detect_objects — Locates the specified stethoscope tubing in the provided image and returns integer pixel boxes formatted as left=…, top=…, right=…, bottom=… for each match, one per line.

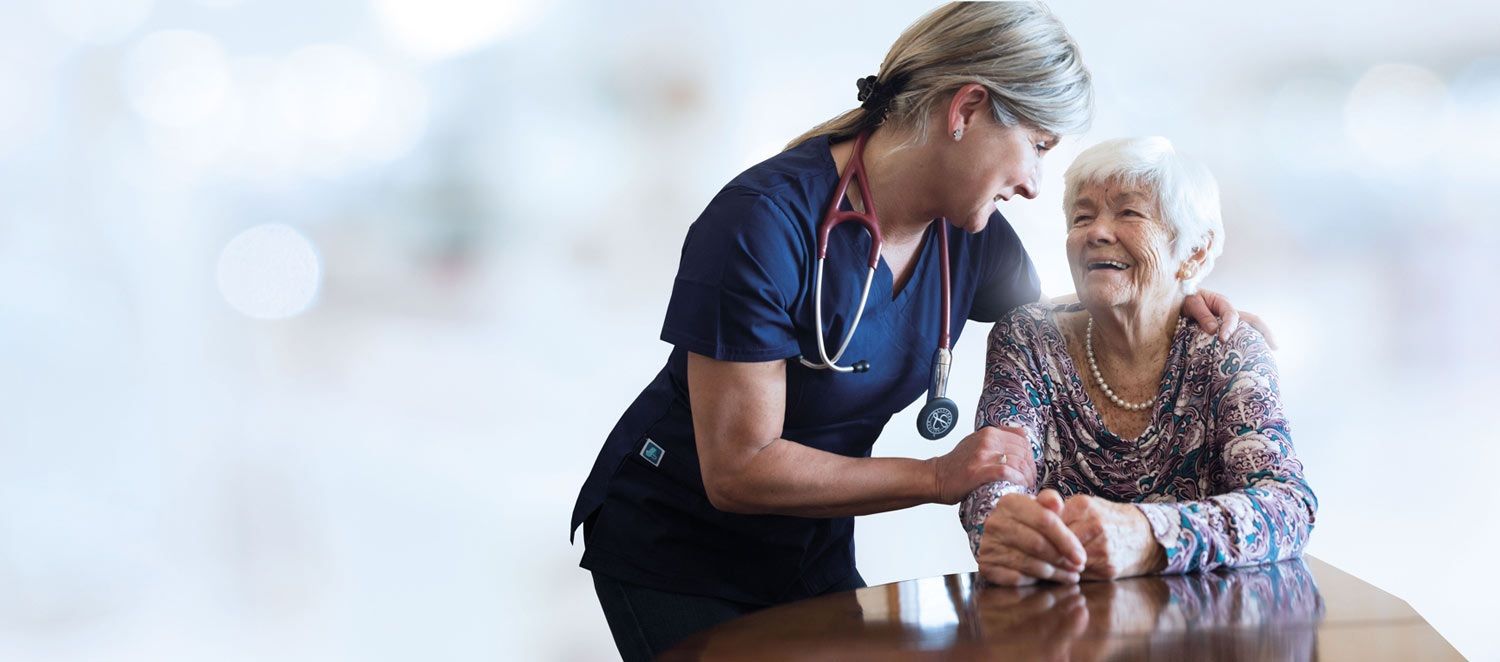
left=801, top=260, right=877, bottom=372
left=797, top=130, right=960, bottom=439
left=800, top=129, right=953, bottom=372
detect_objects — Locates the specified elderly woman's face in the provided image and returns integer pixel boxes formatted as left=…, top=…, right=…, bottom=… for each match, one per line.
left=1066, top=181, right=1182, bottom=309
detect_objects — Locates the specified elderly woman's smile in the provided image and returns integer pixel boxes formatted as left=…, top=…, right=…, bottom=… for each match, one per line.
left=1067, top=183, right=1185, bottom=311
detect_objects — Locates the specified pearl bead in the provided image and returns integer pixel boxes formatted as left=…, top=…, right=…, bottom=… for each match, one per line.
left=1086, top=316, right=1182, bottom=412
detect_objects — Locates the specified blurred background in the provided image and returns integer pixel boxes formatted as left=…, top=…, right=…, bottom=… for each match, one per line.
left=3, top=0, right=1497, bottom=659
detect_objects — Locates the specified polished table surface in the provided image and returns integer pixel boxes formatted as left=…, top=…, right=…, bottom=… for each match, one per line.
left=661, top=556, right=1461, bottom=661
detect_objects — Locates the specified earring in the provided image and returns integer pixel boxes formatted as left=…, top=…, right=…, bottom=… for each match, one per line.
left=952, top=127, right=963, bottom=141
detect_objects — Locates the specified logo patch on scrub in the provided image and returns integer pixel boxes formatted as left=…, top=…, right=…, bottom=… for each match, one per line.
left=640, top=439, right=665, bottom=467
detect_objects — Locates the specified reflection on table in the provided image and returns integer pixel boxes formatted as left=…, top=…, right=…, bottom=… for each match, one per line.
left=663, top=556, right=1461, bottom=661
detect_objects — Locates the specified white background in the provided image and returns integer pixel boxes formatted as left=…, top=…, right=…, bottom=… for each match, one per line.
left=3, top=0, right=1497, bottom=659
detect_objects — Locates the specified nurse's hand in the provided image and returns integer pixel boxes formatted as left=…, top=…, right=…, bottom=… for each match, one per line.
left=1181, top=288, right=1278, bottom=349
left=978, top=489, right=1086, bottom=586
left=930, top=425, right=1034, bottom=505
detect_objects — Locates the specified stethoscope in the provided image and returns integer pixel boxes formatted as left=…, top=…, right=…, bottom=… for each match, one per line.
left=797, top=130, right=959, bottom=441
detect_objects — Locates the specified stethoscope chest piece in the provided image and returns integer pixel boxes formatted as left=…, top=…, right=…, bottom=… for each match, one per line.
left=918, top=396, right=958, bottom=440
left=917, top=346, right=956, bottom=440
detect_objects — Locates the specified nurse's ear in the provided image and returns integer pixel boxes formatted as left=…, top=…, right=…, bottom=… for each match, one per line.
left=945, top=83, right=990, bottom=142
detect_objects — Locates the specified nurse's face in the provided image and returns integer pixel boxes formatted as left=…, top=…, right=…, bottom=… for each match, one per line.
left=933, top=112, right=1056, bottom=234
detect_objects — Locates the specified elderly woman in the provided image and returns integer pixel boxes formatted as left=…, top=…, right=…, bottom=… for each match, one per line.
left=958, top=137, right=1317, bottom=585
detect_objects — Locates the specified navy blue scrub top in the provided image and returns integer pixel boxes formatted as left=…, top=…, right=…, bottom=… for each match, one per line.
left=570, top=134, right=1041, bottom=606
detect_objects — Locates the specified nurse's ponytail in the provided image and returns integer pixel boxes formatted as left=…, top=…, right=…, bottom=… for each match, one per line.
left=785, top=1, right=1093, bottom=150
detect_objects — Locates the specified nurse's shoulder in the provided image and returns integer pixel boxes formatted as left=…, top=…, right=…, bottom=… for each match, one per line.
left=691, top=137, right=833, bottom=240
left=662, top=139, right=836, bottom=363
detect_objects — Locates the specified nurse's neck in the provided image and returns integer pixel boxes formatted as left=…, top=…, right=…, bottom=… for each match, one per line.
left=830, top=128, right=941, bottom=249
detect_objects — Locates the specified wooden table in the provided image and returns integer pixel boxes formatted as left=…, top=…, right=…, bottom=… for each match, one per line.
left=662, top=556, right=1461, bottom=661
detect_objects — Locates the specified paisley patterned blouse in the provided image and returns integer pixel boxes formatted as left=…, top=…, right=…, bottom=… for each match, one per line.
left=959, top=303, right=1318, bottom=574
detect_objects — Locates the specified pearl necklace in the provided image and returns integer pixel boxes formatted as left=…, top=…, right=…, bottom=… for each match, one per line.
left=1085, top=316, right=1184, bottom=412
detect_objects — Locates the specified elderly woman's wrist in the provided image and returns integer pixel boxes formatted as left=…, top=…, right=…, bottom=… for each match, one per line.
left=1131, top=536, right=1166, bottom=575
left=1125, top=503, right=1166, bottom=575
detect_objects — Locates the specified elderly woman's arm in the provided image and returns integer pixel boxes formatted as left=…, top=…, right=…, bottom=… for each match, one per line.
left=960, top=315, right=1088, bottom=584
left=959, top=317, right=1050, bottom=555
left=1132, top=327, right=1318, bottom=574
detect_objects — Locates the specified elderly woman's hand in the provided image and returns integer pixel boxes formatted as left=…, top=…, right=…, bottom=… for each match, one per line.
left=1060, top=495, right=1164, bottom=581
left=978, top=489, right=1087, bottom=586
left=1182, top=288, right=1278, bottom=349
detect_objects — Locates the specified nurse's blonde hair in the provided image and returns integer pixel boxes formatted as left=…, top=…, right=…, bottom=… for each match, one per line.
left=786, top=1, right=1093, bottom=150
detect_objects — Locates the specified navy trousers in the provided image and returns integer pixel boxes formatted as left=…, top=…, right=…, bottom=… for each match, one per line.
left=589, top=568, right=866, bottom=660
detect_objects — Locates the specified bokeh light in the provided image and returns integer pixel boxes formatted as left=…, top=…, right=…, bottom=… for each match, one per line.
left=216, top=224, right=323, bottom=319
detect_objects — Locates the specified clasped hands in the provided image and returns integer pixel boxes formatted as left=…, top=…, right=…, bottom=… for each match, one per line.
left=978, top=487, right=1165, bottom=586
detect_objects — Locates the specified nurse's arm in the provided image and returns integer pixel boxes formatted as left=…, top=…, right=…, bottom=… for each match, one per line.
left=688, top=352, right=1026, bottom=518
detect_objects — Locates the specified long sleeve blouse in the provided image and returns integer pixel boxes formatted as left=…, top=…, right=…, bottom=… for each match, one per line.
left=958, top=303, right=1318, bottom=574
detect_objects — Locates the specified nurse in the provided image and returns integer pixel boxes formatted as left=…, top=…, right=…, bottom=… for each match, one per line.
left=571, top=3, right=1261, bottom=659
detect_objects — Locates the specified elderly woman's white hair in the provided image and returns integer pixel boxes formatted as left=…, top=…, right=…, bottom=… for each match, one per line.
left=1062, top=137, right=1224, bottom=294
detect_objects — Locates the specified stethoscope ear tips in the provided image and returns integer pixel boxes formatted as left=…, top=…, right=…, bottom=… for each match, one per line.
left=852, top=360, right=871, bottom=373
left=917, top=397, right=958, bottom=440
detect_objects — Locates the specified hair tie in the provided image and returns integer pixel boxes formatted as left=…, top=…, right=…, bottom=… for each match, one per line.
left=844, top=72, right=909, bottom=139
left=855, top=73, right=905, bottom=113
left=856, top=75, right=881, bottom=104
